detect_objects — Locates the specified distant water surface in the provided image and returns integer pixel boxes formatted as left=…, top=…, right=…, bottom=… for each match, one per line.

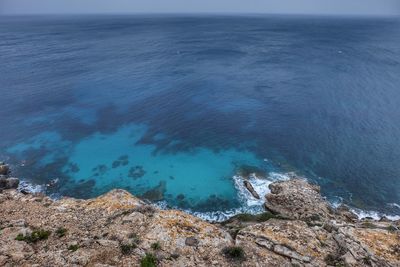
left=1, top=15, right=400, bottom=218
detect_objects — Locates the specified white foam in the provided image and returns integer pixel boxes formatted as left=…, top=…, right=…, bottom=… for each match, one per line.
left=190, top=206, right=265, bottom=222
left=233, top=174, right=271, bottom=206
left=154, top=198, right=266, bottom=222
left=268, top=172, right=291, bottom=181
left=351, top=207, right=400, bottom=221
left=192, top=172, right=400, bottom=222
left=153, top=171, right=285, bottom=222
left=16, top=174, right=400, bottom=222
left=18, top=180, right=45, bottom=194
left=331, top=199, right=400, bottom=221
left=186, top=172, right=290, bottom=222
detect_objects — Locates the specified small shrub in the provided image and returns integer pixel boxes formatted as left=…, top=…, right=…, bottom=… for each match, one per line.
left=122, top=209, right=131, bottom=216
left=361, top=222, right=376, bottom=228
left=15, top=229, right=51, bottom=243
left=256, top=212, right=281, bottom=221
left=308, top=214, right=321, bottom=221
left=134, top=205, right=156, bottom=215
left=221, top=212, right=283, bottom=226
left=109, top=234, right=119, bottom=241
left=68, top=244, right=79, bottom=252
left=170, top=253, right=180, bottom=259
left=30, top=230, right=51, bottom=242
left=324, top=253, right=345, bottom=267
left=222, top=246, right=245, bottom=261
left=128, top=232, right=141, bottom=245
left=151, top=242, right=161, bottom=250
left=56, top=227, right=67, bottom=238
left=363, top=256, right=372, bottom=266
left=15, top=233, right=25, bottom=241
left=140, top=253, right=157, bottom=267
left=387, top=225, right=397, bottom=232
left=120, top=242, right=136, bottom=255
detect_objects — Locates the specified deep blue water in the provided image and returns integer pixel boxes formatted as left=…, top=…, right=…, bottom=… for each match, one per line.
left=1, top=15, right=400, bottom=218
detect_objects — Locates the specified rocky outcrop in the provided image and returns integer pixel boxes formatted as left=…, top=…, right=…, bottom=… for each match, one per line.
left=0, top=163, right=18, bottom=191
left=0, top=177, right=19, bottom=191
left=0, top=162, right=10, bottom=176
left=0, top=178, right=399, bottom=266
left=265, top=178, right=333, bottom=221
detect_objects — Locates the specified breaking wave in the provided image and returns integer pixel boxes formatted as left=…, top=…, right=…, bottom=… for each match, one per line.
left=18, top=180, right=45, bottom=194
left=332, top=200, right=400, bottom=221
left=157, top=171, right=291, bottom=222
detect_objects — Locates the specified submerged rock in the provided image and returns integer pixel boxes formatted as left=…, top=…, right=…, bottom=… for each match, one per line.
left=112, top=160, right=121, bottom=168
left=141, top=181, right=166, bottom=201
left=68, top=163, right=80, bottom=173
left=176, top=194, right=185, bottom=201
left=128, top=166, right=146, bottom=179
left=111, top=155, right=129, bottom=169
left=236, top=164, right=266, bottom=179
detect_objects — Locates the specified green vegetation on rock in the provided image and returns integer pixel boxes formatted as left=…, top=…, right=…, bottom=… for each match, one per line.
left=68, top=244, right=79, bottom=252
left=56, top=227, right=68, bottom=238
left=140, top=253, right=157, bottom=267
left=151, top=242, right=161, bottom=250
left=120, top=242, right=137, bottom=255
left=222, top=246, right=245, bottom=261
left=15, top=229, right=51, bottom=243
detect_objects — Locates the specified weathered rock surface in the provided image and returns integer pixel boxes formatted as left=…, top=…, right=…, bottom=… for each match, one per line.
left=265, top=178, right=333, bottom=221
left=0, top=177, right=19, bottom=190
left=0, top=178, right=398, bottom=267
left=0, top=162, right=10, bottom=176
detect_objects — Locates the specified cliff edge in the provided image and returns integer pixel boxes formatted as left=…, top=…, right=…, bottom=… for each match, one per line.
left=0, top=178, right=399, bottom=266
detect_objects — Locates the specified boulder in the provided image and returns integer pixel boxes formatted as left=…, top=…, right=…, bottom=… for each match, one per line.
left=0, top=177, right=19, bottom=190
left=243, top=181, right=260, bottom=199
left=335, top=204, right=359, bottom=222
left=0, top=178, right=6, bottom=188
left=6, top=178, right=19, bottom=189
left=0, top=163, right=9, bottom=176
left=185, top=237, right=199, bottom=246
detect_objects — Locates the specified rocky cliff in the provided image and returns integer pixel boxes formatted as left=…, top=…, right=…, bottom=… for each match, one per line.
left=0, top=177, right=399, bottom=266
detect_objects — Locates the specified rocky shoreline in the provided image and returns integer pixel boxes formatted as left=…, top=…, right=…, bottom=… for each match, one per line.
left=0, top=163, right=399, bottom=266
left=0, top=162, right=19, bottom=192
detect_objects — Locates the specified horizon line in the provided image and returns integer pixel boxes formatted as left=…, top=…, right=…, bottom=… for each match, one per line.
left=1, top=11, right=400, bottom=18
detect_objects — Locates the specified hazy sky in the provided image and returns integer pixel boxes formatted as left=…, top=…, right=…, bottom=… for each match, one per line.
left=1, top=0, right=400, bottom=16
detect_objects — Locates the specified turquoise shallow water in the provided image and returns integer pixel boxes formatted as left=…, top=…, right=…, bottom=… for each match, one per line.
left=7, top=123, right=272, bottom=214
left=63, top=124, right=263, bottom=208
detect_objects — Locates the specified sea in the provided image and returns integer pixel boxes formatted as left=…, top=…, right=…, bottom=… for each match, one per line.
left=1, top=14, right=400, bottom=221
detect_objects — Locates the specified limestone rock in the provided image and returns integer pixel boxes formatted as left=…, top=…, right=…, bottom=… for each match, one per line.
left=236, top=219, right=334, bottom=266
left=185, top=237, right=199, bottom=246
left=0, top=179, right=398, bottom=267
left=0, top=177, right=19, bottom=189
left=265, top=178, right=332, bottom=221
left=0, top=163, right=10, bottom=176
